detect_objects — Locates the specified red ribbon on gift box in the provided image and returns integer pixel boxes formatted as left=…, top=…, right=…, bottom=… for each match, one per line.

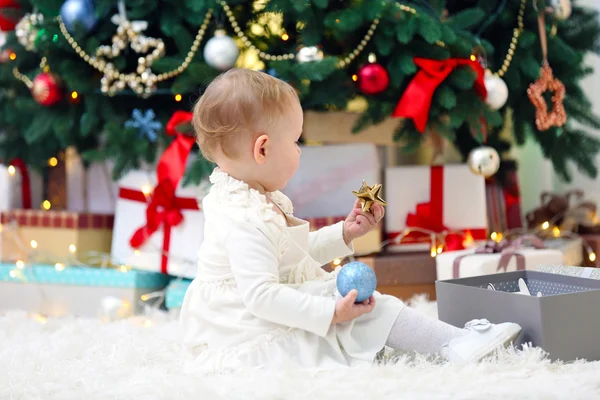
left=485, top=167, right=523, bottom=233
left=9, top=158, right=32, bottom=209
left=387, top=166, right=487, bottom=250
left=305, top=216, right=346, bottom=231
left=452, top=235, right=545, bottom=279
left=392, top=58, right=487, bottom=133
left=128, top=111, right=199, bottom=274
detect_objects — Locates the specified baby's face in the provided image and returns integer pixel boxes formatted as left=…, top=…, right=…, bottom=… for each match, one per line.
left=263, top=100, right=303, bottom=192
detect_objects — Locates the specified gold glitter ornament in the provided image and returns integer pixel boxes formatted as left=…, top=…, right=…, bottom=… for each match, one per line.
left=352, top=180, right=387, bottom=213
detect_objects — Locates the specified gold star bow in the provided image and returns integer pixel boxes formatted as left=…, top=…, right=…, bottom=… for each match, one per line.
left=352, top=180, right=387, bottom=213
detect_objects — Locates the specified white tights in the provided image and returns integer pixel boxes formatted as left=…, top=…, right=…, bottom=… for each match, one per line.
left=385, top=306, right=467, bottom=354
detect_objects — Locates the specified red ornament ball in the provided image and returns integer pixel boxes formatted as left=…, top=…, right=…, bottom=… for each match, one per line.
left=31, top=72, right=63, bottom=106
left=0, top=0, right=22, bottom=31
left=357, top=63, right=390, bottom=95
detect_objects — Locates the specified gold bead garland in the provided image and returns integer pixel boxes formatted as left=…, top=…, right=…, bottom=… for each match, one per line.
left=220, top=0, right=384, bottom=68
left=12, top=57, right=48, bottom=89
left=53, top=1, right=419, bottom=96
left=13, top=66, right=33, bottom=89
left=57, top=10, right=213, bottom=96
left=493, top=0, right=526, bottom=78
left=337, top=18, right=379, bottom=68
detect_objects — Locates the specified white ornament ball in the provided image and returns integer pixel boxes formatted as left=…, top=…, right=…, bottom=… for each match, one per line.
left=296, top=46, right=324, bottom=63
left=468, top=146, right=501, bottom=178
left=484, top=70, right=509, bottom=110
left=550, top=0, right=572, bottom=20
left=98, top=296, right=132, bottom=321
left=203, top=30, right=239, bottom=71
left=0, top=31, right=6, bottom=49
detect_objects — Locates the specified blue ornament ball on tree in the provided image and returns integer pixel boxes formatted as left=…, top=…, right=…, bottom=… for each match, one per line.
left=60, top=0, right=97, bottom=34
left=336, top=262, right=377, bottom=303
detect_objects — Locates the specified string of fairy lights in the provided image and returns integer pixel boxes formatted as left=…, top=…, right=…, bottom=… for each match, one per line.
left=3, top=154, right=600, bottom=325
left=332, top=213, right=598, bottom=269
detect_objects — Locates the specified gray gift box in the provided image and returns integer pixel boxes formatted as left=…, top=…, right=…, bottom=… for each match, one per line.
left=436, top=270, right=600, bottom=362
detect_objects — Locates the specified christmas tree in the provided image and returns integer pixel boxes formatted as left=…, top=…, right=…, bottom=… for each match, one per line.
left=0, top=0, right=598, bottom=183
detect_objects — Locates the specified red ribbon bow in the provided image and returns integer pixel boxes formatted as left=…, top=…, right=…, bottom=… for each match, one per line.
left=392, top=57, right=487, bottom=132
left=406, top=203, right=465, bottom=251
left=128, top=111, right=197, bottom=273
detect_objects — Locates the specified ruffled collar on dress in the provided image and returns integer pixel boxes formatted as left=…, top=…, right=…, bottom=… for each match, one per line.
left=208, top=168, right=293, bottom=225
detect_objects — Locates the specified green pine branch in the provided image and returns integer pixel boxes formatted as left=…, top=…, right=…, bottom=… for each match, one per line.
left=1, top=0, right=599, bottom=185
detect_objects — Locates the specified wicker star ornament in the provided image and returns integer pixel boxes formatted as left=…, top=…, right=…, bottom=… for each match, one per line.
left=352, top=180, right=387, bottom=213
left=527, top=62, right=567, bottom=131
left=527, top=13, right=567, bottom=131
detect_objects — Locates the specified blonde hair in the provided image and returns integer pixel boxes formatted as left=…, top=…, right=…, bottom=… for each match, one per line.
left=192, top=68, right=299, bottom=162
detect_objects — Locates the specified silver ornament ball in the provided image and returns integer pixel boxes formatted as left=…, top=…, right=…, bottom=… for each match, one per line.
left=484, top=70, right=509, bottom=110
left=468, top=146, right=501, bottom=178
left=203, top=30, right=239, bottom=71
left=60, top=0, right=97, bottom=34
left=549, top=0, right=572, bottom=20
left=296, top=46, right=324, bottom=63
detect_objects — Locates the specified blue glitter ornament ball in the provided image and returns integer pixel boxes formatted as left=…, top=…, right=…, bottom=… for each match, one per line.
left=60, top=0, right=97, bottom=34
left=336, top=262, right=377, bottom=303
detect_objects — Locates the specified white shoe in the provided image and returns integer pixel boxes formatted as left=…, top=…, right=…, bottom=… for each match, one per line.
left=440, top=319, right=522, bottom=363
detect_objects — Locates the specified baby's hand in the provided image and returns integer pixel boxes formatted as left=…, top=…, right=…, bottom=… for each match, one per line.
left=343, top=199, right=385, bottom=245
left=331, top=289, right=376, bottom=325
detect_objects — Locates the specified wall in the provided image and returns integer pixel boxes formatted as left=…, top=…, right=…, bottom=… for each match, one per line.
left=516, top=0, right=600, bottom=213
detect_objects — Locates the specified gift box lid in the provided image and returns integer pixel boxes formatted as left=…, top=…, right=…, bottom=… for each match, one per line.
left=0, top=264, right=169, bottom=288
left=165, top=278, right=192, bottom=309
left=537, top=265, right=600, bottom=280
left=0, top=210, right=114, bottom=229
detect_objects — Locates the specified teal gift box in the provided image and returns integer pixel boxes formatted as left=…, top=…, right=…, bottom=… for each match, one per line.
left=0, top=263, right=170, bottom=317
left=165, top=278, right=192, bottom=310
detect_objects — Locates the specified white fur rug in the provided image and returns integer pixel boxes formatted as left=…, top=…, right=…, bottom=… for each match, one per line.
left=2, top=296, right=600, bottom=400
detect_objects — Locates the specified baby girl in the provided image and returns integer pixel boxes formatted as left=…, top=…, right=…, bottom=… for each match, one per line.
left=179, top=68, right=521, bottom=373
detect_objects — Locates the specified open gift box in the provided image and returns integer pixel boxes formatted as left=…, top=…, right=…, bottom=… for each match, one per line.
left=436, top=270, right=600, bottom=362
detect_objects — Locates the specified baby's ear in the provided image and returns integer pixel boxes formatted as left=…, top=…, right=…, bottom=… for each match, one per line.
left=253, top=134, right=270, bottom=164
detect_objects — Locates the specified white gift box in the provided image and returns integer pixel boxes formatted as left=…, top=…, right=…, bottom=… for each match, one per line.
left=282, top=144, right=382, bottom=255
left=283, top=144, right=381, bottom=218
left=66, top=148, right=119, bottom=214
left=543, top=238, right=583, bottom=266
left=436, top=247, right=564, bottom=281
left=0, top=164, right=43, bottom=211
left=385, top=165, right=488, bottom=252
left=0, top=164, right=23, bottom=211
left=110, top=170, right=204, bottom=279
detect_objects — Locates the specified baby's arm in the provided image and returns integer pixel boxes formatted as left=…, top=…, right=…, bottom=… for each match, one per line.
left=226, top=220, right=336, bottom=337
left=307, top=222, right=354, bottom=265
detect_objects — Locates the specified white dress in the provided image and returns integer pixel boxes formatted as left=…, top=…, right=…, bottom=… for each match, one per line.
left=180, top=169, right=405, bottom=373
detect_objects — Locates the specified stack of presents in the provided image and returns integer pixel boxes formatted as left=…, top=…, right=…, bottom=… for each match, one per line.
left=3, top=141, right=600, bottom=361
